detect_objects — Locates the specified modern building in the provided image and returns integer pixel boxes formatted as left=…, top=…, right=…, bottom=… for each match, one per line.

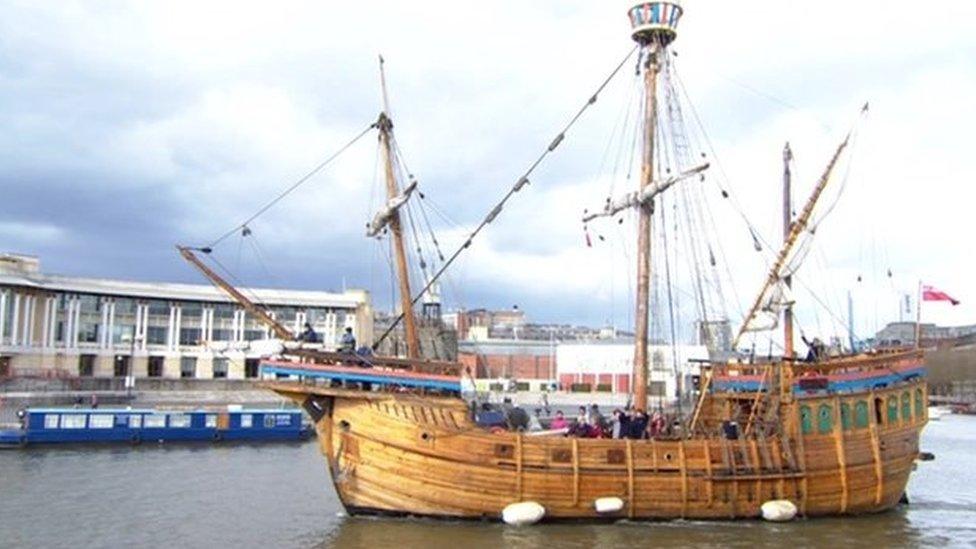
left=0, top=253, right=371, bottom=380
left=556, top=340, right=708, bottom=399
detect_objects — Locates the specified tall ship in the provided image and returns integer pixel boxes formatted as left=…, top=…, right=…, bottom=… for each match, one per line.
left=181, top=2, right=928, bottom=521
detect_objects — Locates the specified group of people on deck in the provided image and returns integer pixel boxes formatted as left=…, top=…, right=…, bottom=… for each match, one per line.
left=545, top=404, right=674, bottom=439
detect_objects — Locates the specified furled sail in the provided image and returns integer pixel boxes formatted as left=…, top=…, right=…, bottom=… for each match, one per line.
left=367, top=180, right=418, bottom=238
left=741, top=278, right=795, bottom=333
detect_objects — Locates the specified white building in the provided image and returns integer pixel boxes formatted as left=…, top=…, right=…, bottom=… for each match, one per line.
left=0, top=253, right=371, bottom=380
left=557, top=340, right=708, bottom=401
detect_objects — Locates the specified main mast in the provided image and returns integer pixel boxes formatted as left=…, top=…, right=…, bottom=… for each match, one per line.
left=628, top=2, right=684, bottom=410
left=377, top=59, right=421, bottom=359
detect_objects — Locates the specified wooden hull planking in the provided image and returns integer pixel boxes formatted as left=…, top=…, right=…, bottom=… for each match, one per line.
left=269, top=379, right=926, bottom=521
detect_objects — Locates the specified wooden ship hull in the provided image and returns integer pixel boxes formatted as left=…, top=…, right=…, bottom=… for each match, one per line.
left=267, top=350, right=927, bottom=521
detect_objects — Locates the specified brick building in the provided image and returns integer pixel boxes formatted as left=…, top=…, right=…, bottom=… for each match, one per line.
left=457, top=340, right=555, bottom=381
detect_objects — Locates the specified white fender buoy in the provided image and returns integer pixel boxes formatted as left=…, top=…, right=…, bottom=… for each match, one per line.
left=761, top=500, right=798, bottom=522
left=502, top=501, right=546, bottom=526
left=594, top=497, right=625, bottom=514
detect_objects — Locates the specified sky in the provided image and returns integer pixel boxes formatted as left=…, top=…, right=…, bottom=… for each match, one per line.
left=1, top=0, right=974, bottom=344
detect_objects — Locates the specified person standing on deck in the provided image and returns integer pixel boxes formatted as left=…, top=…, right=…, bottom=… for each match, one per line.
left=589, top=404, right=606, bottom=432
left=611, top=409, right=630, bottom=439
left=300, top=322, right=319, bottom=343
left=801, top=334, right=826, bottom=362
left=527, top=409, right=543, bottom=432
left=573, top=406, right=588, bottom=436
left=340, top=327, right=356, bottom=353
left=550, top=410, right=569, bottom=431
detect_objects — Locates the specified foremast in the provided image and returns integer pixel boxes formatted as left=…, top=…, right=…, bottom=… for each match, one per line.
left=376, top=58, right=421, bottom=359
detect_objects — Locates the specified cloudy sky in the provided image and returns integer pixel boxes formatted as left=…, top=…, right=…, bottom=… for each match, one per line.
left=1, top=1, right=974, bottom=344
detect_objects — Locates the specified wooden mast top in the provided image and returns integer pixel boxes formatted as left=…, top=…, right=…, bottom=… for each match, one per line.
left=377, top=57, right=421, bottom=359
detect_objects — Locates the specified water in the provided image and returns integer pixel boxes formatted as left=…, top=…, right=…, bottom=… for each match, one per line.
left=1, top=416, right=974, bottom=548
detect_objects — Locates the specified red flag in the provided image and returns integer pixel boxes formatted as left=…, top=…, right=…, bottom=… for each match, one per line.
left=922, top=285, right=960, bottom=305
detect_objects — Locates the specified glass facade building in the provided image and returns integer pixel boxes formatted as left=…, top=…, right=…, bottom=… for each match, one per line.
left=0, top=253, right=371, bottom=380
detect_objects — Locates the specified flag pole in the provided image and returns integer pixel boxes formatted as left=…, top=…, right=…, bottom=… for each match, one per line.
left=914, top=280, right=922, bottom=349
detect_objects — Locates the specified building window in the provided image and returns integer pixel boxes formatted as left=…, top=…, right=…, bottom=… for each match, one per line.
left=79, top=354, right=96, bottom=377
left=180, top=357, right=197, bottom=378
left=212, top=329, right=233, bottom=342
left=146, top=326, right=168, bottom=345
left=148, top=356, right=164, bottom=378
left=78, top=323, right=99, bottom=343
left=212, top=358, right=228, bottom=379
left=147, top=300, right=169, bottom=316
left=114, top=355, right=130, bottom=377
left=179, top=328, right=202, bottom=346
left=245, top=359, right=260, bottom=379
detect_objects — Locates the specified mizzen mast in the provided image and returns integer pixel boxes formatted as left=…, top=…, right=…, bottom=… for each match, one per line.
left=733, top=134, right=850, bottom=349
left=782, top=142, right=795, bottom=359
left=376, top=57, right=421, bottom=359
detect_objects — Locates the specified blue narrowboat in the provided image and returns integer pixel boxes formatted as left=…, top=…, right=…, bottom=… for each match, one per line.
left=0, top=407, right=311, bottom=448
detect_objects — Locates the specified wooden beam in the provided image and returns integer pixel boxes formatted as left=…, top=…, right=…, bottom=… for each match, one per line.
left=627, top=439, right=635, bottom=519
left=832, top=396, right=849, bottom=512
left=868, top=390, right=884, bottom=505
left=703, top=440, right=714, bottom=505
left=572, top=438, right=580, bottom=506
left=177, top=246, right=293, bottom=341
left=793, top=403, right=809, bottom=516
left=679, top=440, right=689, bottom=518
left=516, top=433, right=523, bottom=501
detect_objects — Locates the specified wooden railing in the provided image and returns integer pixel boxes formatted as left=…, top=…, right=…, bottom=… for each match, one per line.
left=287, top=348, right=462, bottom=376
left=711, top=349, right=924, bottom=379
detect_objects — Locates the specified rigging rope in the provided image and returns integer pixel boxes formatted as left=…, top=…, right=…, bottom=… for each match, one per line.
left=207, top=122, right=377, bottom=249
left=373, top=46, right=639, bottom=349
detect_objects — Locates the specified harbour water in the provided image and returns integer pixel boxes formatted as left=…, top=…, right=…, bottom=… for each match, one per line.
left=1, top=415, right=974, bottom=548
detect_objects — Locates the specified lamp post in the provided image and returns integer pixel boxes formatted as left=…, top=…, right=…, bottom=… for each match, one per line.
left=121, top=332, right=142, bottom=399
